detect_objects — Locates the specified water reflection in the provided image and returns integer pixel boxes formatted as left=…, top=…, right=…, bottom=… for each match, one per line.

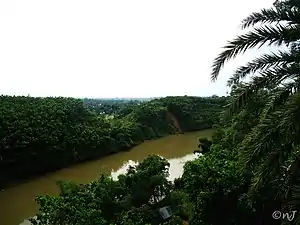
left=20, top=154, right=199, bottom=225
left=1, top=129, right=213, bottom=225
left=111, top=160, right=137, bottom=179
left=110, top=154, right=198, bottom=181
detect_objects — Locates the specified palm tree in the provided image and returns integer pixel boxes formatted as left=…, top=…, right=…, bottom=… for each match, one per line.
left=211, top=0, right=300, bottom=222
left=212, top=0, right=300, bottom=108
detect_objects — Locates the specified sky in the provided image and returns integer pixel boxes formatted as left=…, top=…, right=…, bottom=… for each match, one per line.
left=0, top=0, right=276, bottom=98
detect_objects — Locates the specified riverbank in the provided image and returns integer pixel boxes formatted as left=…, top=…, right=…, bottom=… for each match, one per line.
left=0, top=129, right=213, bottom=225
left=1, top=128, right=206, bottom=192
left=0, top=132, right=184, bottom=190
left=0, top=96, right=227, bottom=188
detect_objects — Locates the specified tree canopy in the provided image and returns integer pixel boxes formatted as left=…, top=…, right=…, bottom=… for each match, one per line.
left=30, top=155, right=189, bottom=225
left=7, top=0, right=300, bottom=224
left=0, top=95, right=227, bottom=188
left=179, top=0, right=300, bottom=224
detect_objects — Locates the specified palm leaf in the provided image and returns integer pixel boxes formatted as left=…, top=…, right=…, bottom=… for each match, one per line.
left=223, top=85, right=253, bottom=117
left=248, top=151, right=281, bottom=194
left=287, top=183, right=300, bottom=225
left=211, top=24, right=300, bottom=81
left=228, top=50, right=298, bottom=86
left=225, top=70, right=285, bottom=116
left=243, top=94, right=300, bottom=197
left=277, top=93, right=300, bottom=138
left=258, top=64, right=300, bottom=88
left=226, top=65, right=300, bottom=119
left=274, top=0, right=300, bottom=11
left=241, top=121, right=277, bottom=166
left=259, top=86, right=294, bottom=123
left=241, top=7, right=300, bottom=29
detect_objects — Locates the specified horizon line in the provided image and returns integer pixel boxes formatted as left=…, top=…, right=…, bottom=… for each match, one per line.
left=0, top=94, right=224, bottom=99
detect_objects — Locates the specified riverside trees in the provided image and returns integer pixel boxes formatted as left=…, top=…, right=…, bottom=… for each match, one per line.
left=25, top=0, right=300, bottom=224
left=29, top=155, right=189, bottom=225
left=179, top=0, right=300, bottom=224
left=0, top=95, right=226, bottom=187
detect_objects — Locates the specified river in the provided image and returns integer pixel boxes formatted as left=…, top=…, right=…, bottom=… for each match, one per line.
left=0, top=129, right=214, bottom=225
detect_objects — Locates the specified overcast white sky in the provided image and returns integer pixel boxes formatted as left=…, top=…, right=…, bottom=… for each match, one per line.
left=0, top=0, right=276, bottom=98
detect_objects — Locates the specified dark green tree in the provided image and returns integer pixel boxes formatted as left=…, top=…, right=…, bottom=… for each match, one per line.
left=30, top=155, right=188, bottom=225
left=209, top=0, right=300, bottom=223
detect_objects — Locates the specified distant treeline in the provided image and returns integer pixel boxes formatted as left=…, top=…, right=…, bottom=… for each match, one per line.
left=0, top=95, right=227, bottom=187
left=82, top=98, right=143, bottom=115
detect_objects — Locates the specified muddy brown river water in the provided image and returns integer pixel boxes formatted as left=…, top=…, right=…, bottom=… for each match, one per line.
left=0, top=129, right=214, bottom=225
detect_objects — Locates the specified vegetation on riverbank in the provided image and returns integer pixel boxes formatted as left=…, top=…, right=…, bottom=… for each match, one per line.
left=0, top=95, right=226, bottom=188
left=30, top=0, right=300, bottom=224
left=30, top=155, right=190, bottom=225
left=181, top=0, right=300, bottom=224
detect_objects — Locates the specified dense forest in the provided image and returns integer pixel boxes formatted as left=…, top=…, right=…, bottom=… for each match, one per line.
left=0, top=95, right=227, bottom=188
left=82, top=98, right=143, bottom=115
left=29, top=0, right=300, bottom=224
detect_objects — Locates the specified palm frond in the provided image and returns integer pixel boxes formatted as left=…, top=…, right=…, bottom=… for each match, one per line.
left=240, top=95, right=295, bottom=167
left=244, top=94, right=300, bottom=195
left=241, top=7, right=300, bottom=29
left=242, top=112, right=299, bottom=198
left=288, top=174, right=300, bottom=224
left=259, top=87, right=293, bottom=123
left=223, top=85, right=253, bottom=117
left=225, top=67, right=300, bottom=128
left=228, top=50, right=298, bottom=86
left=241, top=121, right=277, bottom=166
left=259, top=64, right=300, bottom=86
left=248, top=151, right=281, bottom=194
left=226, top=72, right=284, bottom=116
left=275, top=0, right=300, bottom=11
left=278, top=93, right=300, bottom=138
left=211, top=24, right=300, bottom=81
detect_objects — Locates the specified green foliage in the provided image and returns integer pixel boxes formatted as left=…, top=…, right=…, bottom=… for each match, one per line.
left=179, top=88, right=286, bottom=224
left=156, top=96, right=228, bottom=131
left=82, top=98, right=143, bottom=115
left=0, top=95, right=226, bottom=188
left=197, top=138, right=212, bottom=154
left=178, top=0, right=300, bottom=224
left=10, top=0, right=300, bottom=224
left=30, top=155, right=188, bottom=225
left=28, top=1, right=300, bottom=224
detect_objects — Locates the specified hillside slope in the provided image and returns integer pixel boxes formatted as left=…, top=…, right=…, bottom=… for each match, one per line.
left=0, top=95, right=227, bottom=187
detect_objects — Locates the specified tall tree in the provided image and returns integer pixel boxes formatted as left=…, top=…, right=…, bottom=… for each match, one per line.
left=211, top=0, right=300, bottom=223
